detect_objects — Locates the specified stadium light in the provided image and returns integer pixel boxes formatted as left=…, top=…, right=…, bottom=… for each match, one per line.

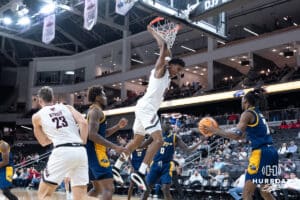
left=131, top=58, right=144, bottom=64
left=3, top=17, right=12, bottom=25
left=181, top=45, right=196, bottom=52
left=40, top=2, right=56, bottom=15
left=243, top=27, right=259, bottom=36
left=17, top=16, right=31, bottom=25
left=65, top=71, right=75, bottom=75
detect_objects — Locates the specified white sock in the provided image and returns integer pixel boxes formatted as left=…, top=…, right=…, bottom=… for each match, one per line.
left=138, top=162, right=148, bottom=174
left=115, top=158, right=124, bottom=169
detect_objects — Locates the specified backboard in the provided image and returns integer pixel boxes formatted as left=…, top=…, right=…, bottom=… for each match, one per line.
left=137, top=0, right=228, bottom=40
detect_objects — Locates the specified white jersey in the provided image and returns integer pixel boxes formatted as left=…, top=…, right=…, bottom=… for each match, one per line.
left=37, top=103, right=82, bottom=146
left=137, top=69, right=170, bottom=111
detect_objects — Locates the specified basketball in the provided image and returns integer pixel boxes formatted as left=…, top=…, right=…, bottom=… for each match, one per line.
left=198, top=117, right=219, bottom=137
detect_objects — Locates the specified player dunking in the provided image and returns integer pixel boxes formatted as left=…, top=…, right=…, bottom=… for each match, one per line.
left=114, top=22, right=185, bottom=190
left=86, top=85, right=129, bottom=200
left=32, top=86, right=89, bottom=200
left=140, top=118, right=201, bottom=200
left=0, top=140, right=18, bottom=200
left=204, top=88, right=278, bottom=200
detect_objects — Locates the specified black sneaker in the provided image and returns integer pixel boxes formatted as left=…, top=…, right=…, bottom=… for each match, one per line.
left=130, top=171, right=147, bottom=191
left=112, top=167, right=124, bottom=185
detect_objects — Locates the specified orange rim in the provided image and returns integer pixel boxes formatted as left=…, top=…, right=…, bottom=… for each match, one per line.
left=149, top=17, right=165, bottom=26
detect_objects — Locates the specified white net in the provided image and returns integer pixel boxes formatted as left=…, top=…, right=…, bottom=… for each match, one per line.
left=150, top=17, right=180, bottom=49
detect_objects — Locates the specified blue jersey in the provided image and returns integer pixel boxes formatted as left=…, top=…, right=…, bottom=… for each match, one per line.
left=86, top=105, right=111, bottom=175
left=0, top=141, right=14, bottom=189
left=246, top=107, right=273, bottom=149
left=153, top=131, right=176, bottom=163
left=131, top=149, right=146, bottom=171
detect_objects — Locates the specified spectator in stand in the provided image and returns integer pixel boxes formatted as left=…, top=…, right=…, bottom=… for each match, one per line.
left=278, top=143, right=288, bottom=155
left=238, top=148, right=247, bottom=161
left=296, top=119, right=300, bottom=128
left=117, top=136, right=127, bottom=146
left=282, top=172, right=300, bottom=200
left=279, top=121, right=288, bottom=129
left=228, top=170, right=246, bottom=200
left=20, top=168, right=30, bottom=187
left=286, top=141, right=298, bottom=158
left=223, top=140, right=230, bottom=149
left=283, top=159, right=296, bottom=172
left=187, top=170, right=203, bottom=187
left=29, top=169, right=41, bottom=188
left=288, top=121, right=297, bottom=129
left=12, top=168, right=22, bottom=187
left=209, top=158, right=226, bottom=175
left=227, top=113, right=239, bottom=125
left=33, top=153, right=39, bottom=163
left=174, top=154, right=185, bottom=167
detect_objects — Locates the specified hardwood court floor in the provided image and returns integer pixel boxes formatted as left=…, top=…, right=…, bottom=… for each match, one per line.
left=0, top=188, right=141, bottom=200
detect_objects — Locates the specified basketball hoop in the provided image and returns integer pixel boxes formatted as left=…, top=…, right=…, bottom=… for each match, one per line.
left=149, top=17, right=181, bottom=49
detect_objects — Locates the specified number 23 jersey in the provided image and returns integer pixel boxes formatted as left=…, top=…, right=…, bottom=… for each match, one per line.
left=37, top=103, right=83, bottom=146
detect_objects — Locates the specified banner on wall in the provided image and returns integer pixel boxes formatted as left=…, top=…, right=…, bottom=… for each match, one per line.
left=84, top=0, right=98, bottom=30
left=115, top=0, right=135, bottom=16
left=42, top=14, right=56, bottom=44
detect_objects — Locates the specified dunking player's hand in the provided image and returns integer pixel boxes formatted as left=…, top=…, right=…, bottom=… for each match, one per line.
left=147, top=24, right=168, bottom=53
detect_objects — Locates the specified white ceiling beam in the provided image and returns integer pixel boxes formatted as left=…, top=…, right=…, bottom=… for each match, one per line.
left=0, top=30, right=74, bottom=54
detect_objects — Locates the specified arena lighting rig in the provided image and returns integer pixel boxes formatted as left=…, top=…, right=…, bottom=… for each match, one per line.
left=104, top=80, right=300, bottom=116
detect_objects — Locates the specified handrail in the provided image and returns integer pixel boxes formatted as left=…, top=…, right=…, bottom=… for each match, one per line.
left=15, top=151, right=51, bottom=169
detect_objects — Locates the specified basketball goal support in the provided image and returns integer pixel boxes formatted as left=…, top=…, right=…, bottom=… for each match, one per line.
left=136, top=0, right=228, bottom=40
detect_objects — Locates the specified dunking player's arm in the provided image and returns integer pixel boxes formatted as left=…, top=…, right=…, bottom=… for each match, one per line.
left=88, top=108, right=128, bottom=154
left=65, top=105, right=88, bottom=144
left=147, top=25, right=171, bottom=79
left=32, top=114, right=52, bottom=147
left=205, top=111, right=254, bottom=140
left=105, top=118, right=128, bottom=137
left=0, top=142, right=9, bottom=168
left=176, top=136, right=202, bottom=153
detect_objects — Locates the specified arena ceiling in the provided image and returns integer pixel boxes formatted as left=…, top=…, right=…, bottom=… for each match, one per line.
left=0, top=0, right=299, bottom=67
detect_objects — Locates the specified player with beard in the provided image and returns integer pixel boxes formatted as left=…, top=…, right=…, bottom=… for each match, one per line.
left=86, top=85, right=129, bottom=200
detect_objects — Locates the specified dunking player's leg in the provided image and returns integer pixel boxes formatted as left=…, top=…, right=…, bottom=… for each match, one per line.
left=138, top=131, right=163, bottom=175
left=115, top=134, right=145, bottom=168
left=115, top=131, right=163, bottom=172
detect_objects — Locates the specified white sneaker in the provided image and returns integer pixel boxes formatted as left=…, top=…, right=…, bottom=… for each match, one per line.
left=130, top=172, right=147, bottom=191
left=112, top=167, right=124, bottom=185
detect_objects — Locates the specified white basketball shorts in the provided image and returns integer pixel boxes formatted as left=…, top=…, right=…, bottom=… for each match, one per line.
left=43, top=146, right=88, bottom=187
left=133, top=108, right=161, bottom=136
